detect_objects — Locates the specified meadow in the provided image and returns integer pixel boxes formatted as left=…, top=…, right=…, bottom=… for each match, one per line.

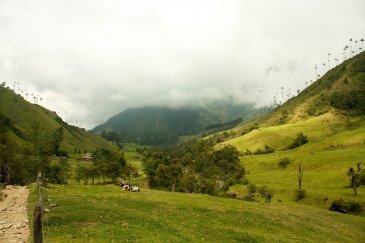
left=28, top=183, right=365, bottom=242
left=222, top=112, right=365, bottom=210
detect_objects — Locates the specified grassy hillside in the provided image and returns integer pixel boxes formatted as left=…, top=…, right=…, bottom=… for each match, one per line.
left=29, top=183, right=365, bottom=242
left=0, top=86, right=114, bottom=153
left=259, top=51, right=365, bottom=127
left=215, top=52, right=365, bottom=210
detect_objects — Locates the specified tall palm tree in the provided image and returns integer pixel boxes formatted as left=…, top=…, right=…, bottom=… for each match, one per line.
left=355, top=40, right=358, bottom=55
left=361, top=38, right=364, bottom=52
left=314, top=65, right=318, bottom=80
left=327, top=53, right=331, bottom=69
left=322, top=63, right=326, bottom=74
left=334, top=58, right=339, bottom=66
left=349, top=38, right=353, bottom=58
left=281, top=86, right=284, bottom=103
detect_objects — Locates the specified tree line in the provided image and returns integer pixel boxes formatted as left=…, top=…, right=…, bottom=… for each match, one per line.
left=0, top=113, right=134, bottom=186
left=141, top=139, right=245, bottom=196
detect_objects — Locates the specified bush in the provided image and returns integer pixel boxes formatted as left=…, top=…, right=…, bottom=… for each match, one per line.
left=258, top=186, right=274, bottom=203
left=246, top=183, right=257, bottom=194
left=287, top=132, right=308, bottom=149
left=278, top=158, right=291, bottom=169
left=253, top=145, right=275, bottom=155
left=347, top=201, right=363, bottom=213
left=294, top=189, right=306, bottom=201
left=329, top=199, right=363, bottom=214
left=330, top=199, right=348, bottom=213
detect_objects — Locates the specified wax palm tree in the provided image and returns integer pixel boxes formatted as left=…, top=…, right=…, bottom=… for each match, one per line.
left=327, top=53, right=331, bottom=69
left=349, top=38, right=353, bottom=58
left=322, top=63, right=326, bottom=74
left=314, top=64, right=318, bottom=80
left=361, top=38, right=364, bottom=52
left=345, top=45, right=349, bottom=59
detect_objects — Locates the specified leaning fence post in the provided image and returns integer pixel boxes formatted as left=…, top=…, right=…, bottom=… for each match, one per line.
left=33, top=201, right=43, bottom=243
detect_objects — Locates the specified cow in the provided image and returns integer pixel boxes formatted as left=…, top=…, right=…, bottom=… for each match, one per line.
left=130, top=186, right=140, bottom=192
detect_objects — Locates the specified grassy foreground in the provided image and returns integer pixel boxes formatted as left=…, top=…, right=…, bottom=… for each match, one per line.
left=28, top=183, right=365, bottom=242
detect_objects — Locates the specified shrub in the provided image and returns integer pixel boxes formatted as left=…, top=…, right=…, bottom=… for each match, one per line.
left=294, top=189, right=306, bottom=201
left=247, top=183, right=257, bottom=194
left=347, top=201, right=363, bottom=213
left=258, top=186, right=274, bottom=203
left=287, top=132, right=308, bottom=149
left=330, top=199, right=348, bottom=213
left=329, top=199, right=363, bottom=214
left=278, top=158, right=291, bottom=169
left=253, top=145, right=275, bottom=155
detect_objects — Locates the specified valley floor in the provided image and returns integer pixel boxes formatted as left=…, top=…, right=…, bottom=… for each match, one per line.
left=28, top=183, right=365, bottom=242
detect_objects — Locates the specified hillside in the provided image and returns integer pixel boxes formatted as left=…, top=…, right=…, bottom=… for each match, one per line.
left=215, top=52, right=365, bottom=209
left=0, top=86, right=114, bottom=153
left=29, top=184, right=365, bottom=242
left=260, top=51, right=365, bottom=127
left=92, top=102, right=262, bottom=146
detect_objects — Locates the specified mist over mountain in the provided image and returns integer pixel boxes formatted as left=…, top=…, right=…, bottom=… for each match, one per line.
left=92, top=101, right=265, bottom=145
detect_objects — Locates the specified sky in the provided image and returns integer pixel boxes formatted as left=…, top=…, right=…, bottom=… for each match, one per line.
left=0, top=0, right=364, bottom=129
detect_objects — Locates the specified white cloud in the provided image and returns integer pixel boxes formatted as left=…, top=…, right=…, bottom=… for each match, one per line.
left=0, top=0, right=364, bottom=128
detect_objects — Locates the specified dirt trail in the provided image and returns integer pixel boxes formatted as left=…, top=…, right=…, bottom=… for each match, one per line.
left=0, top=186, right=30, bottom=243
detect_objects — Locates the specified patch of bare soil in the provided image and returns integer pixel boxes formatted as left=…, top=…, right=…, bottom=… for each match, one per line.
left=0, top=186, right=30, bottom=243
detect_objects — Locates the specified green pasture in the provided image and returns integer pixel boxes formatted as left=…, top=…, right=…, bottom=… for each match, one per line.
left=28, top=183, right=365, bottom=242
left=219, top=113, right=365, bottom=210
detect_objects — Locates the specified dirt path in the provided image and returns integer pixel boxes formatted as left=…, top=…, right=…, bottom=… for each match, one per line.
left=0, top=185, right=30, bottom=243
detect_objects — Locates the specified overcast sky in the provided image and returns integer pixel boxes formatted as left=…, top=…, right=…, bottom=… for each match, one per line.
left=0, top=0, right=364, bottom=129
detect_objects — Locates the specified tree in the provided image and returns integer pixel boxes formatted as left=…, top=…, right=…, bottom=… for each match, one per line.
left=314, top=65, right=318, bottom=80
left=51, top=127, right=64, bottom=155
left=92, top=149, right=126, bottom=183
left=349, top=38, right=353, bottom=57
left=288, top=132, right=308, bottom=149
left=294, top=162, right=306, bottom=201
left=124, top=164, right=139, bottom=185
left=142, top=141, right=245, bottom=196
left=347, top=163, right=361, bottom=197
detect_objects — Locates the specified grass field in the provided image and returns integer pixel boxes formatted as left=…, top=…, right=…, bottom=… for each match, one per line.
left=28, top=183, right=365, bottom=242
left=215, top=112, right=365, bottom=210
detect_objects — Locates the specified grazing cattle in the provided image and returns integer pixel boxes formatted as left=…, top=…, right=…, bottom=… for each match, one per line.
left=130, top=186, right=140, bottom=192
left=118, top=180, right=140, bottom=192
left=122, top=184, right=130, bottom=191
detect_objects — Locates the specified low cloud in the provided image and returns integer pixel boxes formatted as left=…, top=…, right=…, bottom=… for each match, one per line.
left=0, top=0, right=364, bottom=128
